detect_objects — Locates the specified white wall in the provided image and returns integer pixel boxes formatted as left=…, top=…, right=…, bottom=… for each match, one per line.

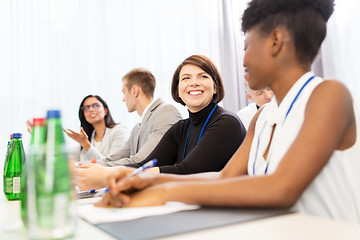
left=0, top=0, right=223, bottom=177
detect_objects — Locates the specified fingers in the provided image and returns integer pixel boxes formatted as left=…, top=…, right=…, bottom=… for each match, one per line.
left=63, top=129, right=79, bottom=141
left=63, top=128, right=71, bottom=136
left=116, top=176, right=138, bottom=192
left=80, top=127, right=88, bottom=137
left=68, top=129, right=80, bottom=135
left=104, top=169, right=155, bottom=207
left=114, top=194, right=130, bottom=207
left=79, top=163, right=96, bottom=169
left=117, top=172, right=153, bottom=192
left=95, top=191, right=131, bottom=208
left=63, top=128, right=80, bottom=136
left=27, top=120, right=33, bottom=134
left=108, top=170, right=126, bottom=195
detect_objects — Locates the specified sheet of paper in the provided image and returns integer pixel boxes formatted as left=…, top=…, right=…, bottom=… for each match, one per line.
left=78, top=201, right=200, bottom=225
left=77, top=196, right=102, bottom=205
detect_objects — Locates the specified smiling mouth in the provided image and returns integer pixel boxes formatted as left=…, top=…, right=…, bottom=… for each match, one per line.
left=90, top=114, right=97, bottom=117
left=188, top=90, right=203, bottom=96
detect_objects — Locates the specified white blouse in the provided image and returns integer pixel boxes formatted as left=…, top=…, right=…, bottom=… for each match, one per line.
left=79, top=123, right=129, bottom=164
left=248, top=72, right=360, bottom=224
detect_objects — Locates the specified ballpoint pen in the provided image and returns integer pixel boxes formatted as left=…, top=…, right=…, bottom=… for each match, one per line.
left=94, top=159, right=158, bottom=197
left=76, top=187, right=97, bottom=194
left=124, top=159, right=158, bottom=179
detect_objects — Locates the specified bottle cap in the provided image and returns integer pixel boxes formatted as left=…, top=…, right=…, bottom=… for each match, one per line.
left=33, top=118, right=46, bottom=126
left=10, top=134, right=12, bottom=140
left=47, top=110, right=61, bottom=118
left=12, top=133, right=22, bottom=138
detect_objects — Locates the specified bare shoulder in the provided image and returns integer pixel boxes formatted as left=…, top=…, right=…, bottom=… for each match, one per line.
left=309, top=79, right=353, bottom=113
left=314, top=79, right=352, bottom=99
left=306, top=79, right=355, bottom=149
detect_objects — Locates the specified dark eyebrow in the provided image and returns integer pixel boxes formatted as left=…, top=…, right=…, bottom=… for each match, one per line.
left=180, top=73, right=190, bottom=78
left=197, top=71, right=208, bottom=76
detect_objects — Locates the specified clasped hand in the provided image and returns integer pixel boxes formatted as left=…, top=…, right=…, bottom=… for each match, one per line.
left=95, top=168, right=158, bottom=208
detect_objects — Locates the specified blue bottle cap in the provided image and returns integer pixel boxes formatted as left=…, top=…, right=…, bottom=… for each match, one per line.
left=47, top=110, right=61, bottom=118
left=12, top=133, right=22, bottom=138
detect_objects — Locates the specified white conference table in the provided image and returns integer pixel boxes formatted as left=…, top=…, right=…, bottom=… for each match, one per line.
left=1, top=199, right=360, bottom=240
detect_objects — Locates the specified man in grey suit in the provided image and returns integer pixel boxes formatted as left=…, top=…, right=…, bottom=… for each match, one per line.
left=103, top=69, right=182, bottom=165
left=76, top=68, right=182, bottom=190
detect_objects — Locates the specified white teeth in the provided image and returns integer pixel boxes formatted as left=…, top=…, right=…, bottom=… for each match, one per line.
left=189, top=91, right=202, bottom=95
left=91, top=114, right=96, bottom=117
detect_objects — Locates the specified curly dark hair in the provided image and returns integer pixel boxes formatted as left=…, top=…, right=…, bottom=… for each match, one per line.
left=242, top=0, right=334, bottom=65
left=78, top=95, right=116, bottom=148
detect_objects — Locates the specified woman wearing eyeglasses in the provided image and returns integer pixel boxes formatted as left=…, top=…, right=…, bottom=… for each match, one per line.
left=64, top=95, right=129, bottom=163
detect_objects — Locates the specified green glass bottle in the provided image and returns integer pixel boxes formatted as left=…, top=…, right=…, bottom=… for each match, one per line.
left=27, top=110, right=76, bottom=240
left=3, top=133, right=26, bottom=200
left=3, top=135, right=13, bottom=197
left=21, top=118, right=47, bottom=227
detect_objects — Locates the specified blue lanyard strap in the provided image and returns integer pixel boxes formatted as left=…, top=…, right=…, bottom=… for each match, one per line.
left=253, top=75, right=315, bottom=175
left=253, top=122, right=267, bottom=175
left=285, top=75, right=315, bottom=119
left=182, top=104, right=218, bottom=161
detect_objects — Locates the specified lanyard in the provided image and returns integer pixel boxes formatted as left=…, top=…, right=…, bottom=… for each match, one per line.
left=252, top=75, right=315, bottom=175
left=182, top=104, right=218, bottom=161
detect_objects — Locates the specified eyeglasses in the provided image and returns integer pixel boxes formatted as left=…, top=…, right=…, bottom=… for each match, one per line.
left=81, top=102, right=102, bottom=112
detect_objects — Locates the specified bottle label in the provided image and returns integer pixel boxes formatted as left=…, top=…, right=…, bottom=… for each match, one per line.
left=5, top=177, right=13, bottom=193
left=13, top=177, right=21, bottom=193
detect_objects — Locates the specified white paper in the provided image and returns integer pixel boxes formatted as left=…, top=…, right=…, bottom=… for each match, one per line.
left=78, top=201, right=200, bottom=224
left=77, top=196, right=102, bottom=205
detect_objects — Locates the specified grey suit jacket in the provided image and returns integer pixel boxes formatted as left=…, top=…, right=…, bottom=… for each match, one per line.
left=102, top=98, right=182, bottom=166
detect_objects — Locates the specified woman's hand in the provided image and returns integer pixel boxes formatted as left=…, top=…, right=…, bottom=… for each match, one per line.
left=95, top=183, right=168, bottom=208
left=74, top=164, right=115, bottom=191
left=27, top=119, right=33, bottom=134
left=124, top=184, right=168, bottom=207
left=63, top=127, right=91, bottom=150
left=95, top=168, right=160, bottom=207
left=108, top=169, right=156, bottom=195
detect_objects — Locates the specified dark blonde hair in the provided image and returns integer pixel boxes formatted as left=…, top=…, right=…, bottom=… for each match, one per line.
left=123, top=68, right=156, bottom=98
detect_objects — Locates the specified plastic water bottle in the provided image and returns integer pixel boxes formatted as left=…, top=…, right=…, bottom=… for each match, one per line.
left=3, top=133, right=26, bottom=200
left=27, top=110, right=76, bottom=239
left=21, top=118, right=47, bottom=227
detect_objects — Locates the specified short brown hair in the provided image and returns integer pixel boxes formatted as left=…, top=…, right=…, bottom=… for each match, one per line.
left=171, top=55, right=225, bottom=105
left=123, top=68, right=156, bottom=98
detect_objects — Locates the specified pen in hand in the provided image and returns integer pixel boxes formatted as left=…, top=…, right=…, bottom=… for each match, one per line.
left=124, top=159, right=158, bottom=179
left=94, top=159, right=158, bottom=197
